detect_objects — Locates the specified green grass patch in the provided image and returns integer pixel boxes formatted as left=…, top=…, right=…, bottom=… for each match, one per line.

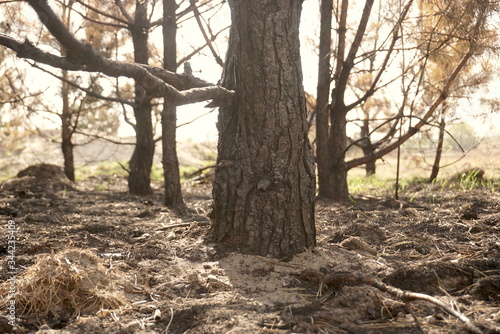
left=348, top=174, right=394, bottom=196
left=76, top=160, right=129, bottom=181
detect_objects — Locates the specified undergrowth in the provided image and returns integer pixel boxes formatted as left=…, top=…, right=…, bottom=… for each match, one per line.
left=348, top=169, right=499, bottom=202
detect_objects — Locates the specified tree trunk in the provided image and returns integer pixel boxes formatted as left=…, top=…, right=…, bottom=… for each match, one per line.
left=360, top=120, right=376, bottom=176
left=316, top=0, right=334, bottom=198
left=162, top=0, right=185, bottom=209
left=61, top=70, right=75, bottom=181
left=210, top=0, right=316, bottom=258
left=364, top=151, right=376, bottom=176
left=60, top=2, right=74, bottom=182
left=326, top=0, right=374, bottom=200
left=128, top=0, right=154, bottom=196
left=329, top=102, right=349, bottom=200
left=429, top=115, right=446, bottom=182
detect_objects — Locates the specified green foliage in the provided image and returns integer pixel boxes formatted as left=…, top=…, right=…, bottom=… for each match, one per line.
left=179, top=165, right=201, bottom=181
left=348, top=171, right=499, bottom=202
left=150, top=164, right=164, bottom=182
left=76, top=161, right=165, bottom=182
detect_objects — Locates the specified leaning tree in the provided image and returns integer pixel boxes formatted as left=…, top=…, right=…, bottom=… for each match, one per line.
left=0, top=0, right=316, bottom=258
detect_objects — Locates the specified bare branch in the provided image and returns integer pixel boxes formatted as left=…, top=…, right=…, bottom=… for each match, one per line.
left=189, top=0, right=224, bottom=66
left=114, top=0, right=134, bottom=23
left=0, top=34, right=81, bottom=70
left=1, top=0, right=234, bottom=107
left=30, top=62, right=135, bottom=107
left=336, top=0, right=374, bottom=99
left=177, top=25, right=230, bottom=67
left=65, top=0, right=129, bottom=27
left=346, top=0, right=414, bottom=111
left=301, top=269, right=484, bottom=334
left=347, top=28, right=482, bottom=170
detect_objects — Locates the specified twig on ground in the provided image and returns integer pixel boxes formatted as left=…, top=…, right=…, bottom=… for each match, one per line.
left=300, top=269, right=484, bottom=334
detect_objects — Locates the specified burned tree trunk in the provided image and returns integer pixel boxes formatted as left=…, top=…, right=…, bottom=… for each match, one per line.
left=429, top=115, right=446, bottom=182
left=61, top=72, right=75, bottom=182
left=209, top=0, right=316, bottom=258
left=128, top=0, right=154, bottom=196
left=161, top=0, right=184, bottom=208
left=329, top=101, right=350, bottom=200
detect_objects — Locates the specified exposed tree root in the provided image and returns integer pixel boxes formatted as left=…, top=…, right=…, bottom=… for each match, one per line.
left=300, top=269, right=484, bottom=334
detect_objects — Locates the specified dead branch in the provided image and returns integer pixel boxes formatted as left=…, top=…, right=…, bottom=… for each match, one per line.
left=0, top=0, right=234, bottom=107
left=189, top=0, right=224, bottom=66
left=29, top=62, right=135, bottom=107
left=300, top=269, right=484, bottom=334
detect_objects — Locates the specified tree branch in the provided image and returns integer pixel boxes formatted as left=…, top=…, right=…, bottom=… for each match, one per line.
left=301, top=269, right=484, bottom=334
left=345, top=0, right=414, bottom=111
left=336, top=0, right=374, bottom=99
left=189, top=0, right=224, bottom=66
left=114, top=0, right=134, bottom=24
left=0, top=0, right=234, bottom=107
left=346, top=31, right=482, bottom=170
left=30, top=62, right=135, bottom=107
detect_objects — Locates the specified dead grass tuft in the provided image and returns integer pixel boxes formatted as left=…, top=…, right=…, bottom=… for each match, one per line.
left=0, top=248, right=128, bottom=322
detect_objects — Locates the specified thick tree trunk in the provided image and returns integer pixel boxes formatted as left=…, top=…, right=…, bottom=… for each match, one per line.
left=128, top=0, right=154, bottom=195
left=429, top=116, right=446, bottom=182
left=210, top=0, right=316, bottom=258
left=161, top=0, right=184, bottom=209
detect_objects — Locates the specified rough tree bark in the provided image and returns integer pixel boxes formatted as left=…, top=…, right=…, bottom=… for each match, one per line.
left=329, top=99, right=350, bottom=200
left=60, top=2, right=75, bottom=182
left=60, top=69, right=75, bottom=181
left=128, top=0, right=155, bottom=195
left=315, top=0, right=334, bottom=198
left=209, top=0, right=316, bottom=258
left=162, top=0, right=185, bottom=208
left=61, top=70, right=75, bottom=182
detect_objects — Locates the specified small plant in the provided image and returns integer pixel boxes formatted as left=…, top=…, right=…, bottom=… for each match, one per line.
left=459, top=169, right=483, bottom=191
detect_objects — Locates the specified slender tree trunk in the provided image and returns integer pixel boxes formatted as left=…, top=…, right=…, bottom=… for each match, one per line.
left=162, top=0, right=185, bottom=209
left=316, top=0, right=334, bottom=198
left=60, top=1, right=74, bottom=182
left=329, top=102, right=349, bottom=200
left=210, top=0, right=316, bottom=258
left=328, top=0, right=374, bottom=200
left=363, top=149, right=376, bottom=176
left=429, top=115, right=446, bottom=182
left=61, top=70, right=75, bottom=181
left=128, top=0, right=154, bottom=195
left=360, top=120, right=376, bottom=176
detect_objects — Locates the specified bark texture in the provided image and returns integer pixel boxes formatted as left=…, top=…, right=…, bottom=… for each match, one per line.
left=128, top=0, right=154, bottom=195
left=210, top=0, right=316, bottom=258
left=329, top=102, right=349, bottom=200
left=315, top=0, right=334, bottom=197
left=61, top=70, right=75, bottom=181
left=162, top=0, right=184, bottom=208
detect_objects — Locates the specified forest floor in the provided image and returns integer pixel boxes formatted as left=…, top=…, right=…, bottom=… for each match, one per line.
left=0, top=165, right=499, bottom=334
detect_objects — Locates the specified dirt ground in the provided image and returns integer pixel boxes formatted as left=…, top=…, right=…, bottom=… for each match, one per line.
left=0, top=165, right=499, bottom=334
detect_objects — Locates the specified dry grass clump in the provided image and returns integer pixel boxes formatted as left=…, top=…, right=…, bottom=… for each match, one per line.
left=1, top=248, right=128, bottom=322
